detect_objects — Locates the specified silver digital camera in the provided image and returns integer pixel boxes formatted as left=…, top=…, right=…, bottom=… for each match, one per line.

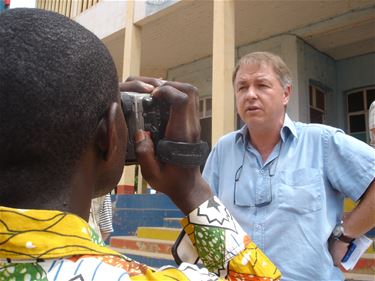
left=120, top=92, right=169, bottom=165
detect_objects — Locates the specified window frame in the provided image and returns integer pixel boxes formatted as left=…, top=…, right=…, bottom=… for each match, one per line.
left=199, top=96, right=212, bottom=119
left=309, top=84, right=327, bottom=124
left=346, top=86, right=375, bottom=144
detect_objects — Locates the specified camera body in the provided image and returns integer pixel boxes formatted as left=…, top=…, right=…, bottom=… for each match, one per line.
left=121, top=92, right=169, bottom=165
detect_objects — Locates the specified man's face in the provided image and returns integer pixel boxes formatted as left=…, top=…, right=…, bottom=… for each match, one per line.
left=234, top=63, right=291, bottom=130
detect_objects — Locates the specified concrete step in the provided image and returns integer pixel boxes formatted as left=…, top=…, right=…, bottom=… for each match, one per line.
left=110, top=236, right=174, bottom=255
left=365, top=238, right=375, bottom=254
left=110, top=246, right=177, bottom=268
left=137, top=226, right=181, bottom=241
left=112, top=209, right=182, bottom=237
left=163, top=217, right=182, bottom=228
left=344, top=272, right=375, bottom=281
left=110, top=238, right=374, bottom=277
left=111, top=194, right=183, bottom=237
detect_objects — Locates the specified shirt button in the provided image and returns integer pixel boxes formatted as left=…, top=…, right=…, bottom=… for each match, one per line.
left=255, top=224, right=261, bottom=230
left=259, top=170, right=264, bottom=174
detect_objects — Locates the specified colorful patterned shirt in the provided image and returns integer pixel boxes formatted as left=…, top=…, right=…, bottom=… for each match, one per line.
left=0, top=197, right=281, bottom=280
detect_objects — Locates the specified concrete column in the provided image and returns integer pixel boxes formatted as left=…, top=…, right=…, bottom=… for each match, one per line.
left=82, top=0, right=88, bottom=11
left=70, top=0, right=82, bottom=18
left=118, top=0, right=145, bottom=194
left=61, top=0, right=67, bottom=15
left=211, top=0, right=236, bottom=145
left=36, top=0, right=43, bottom=9
left=121, top=0, right=141, bottom=82
left=117, top=166, right=135, bottom=194
left=281, top=36, right=300, bottom=121
left=66, top=0, right=72, bottom=17
left=59, top=0, right=64, bottom=13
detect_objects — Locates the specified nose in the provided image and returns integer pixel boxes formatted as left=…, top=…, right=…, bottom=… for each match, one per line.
left=245, top=86, right=257, bottom=100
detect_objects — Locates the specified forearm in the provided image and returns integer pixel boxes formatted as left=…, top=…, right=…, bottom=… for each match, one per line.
left=344, top=180, right=375, bottom=238
left=164, top=167, right=213, bottom=215
left=175, top=197, right=281, bottom=280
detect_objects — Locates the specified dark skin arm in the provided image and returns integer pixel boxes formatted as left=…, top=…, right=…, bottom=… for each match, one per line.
left=119, top=77, right=212, bottom=214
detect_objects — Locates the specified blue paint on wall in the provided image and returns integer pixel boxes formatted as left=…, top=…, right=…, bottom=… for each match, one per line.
left=110, top=194, right=183, bottom=237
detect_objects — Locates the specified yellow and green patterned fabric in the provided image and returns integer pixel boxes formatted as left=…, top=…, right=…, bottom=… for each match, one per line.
left=0, top=197, right=281, bottom=280
left=178, top=197, right=281, bottom=280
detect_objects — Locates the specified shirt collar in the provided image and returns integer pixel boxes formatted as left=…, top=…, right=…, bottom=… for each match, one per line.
left=0, top=206, right=120, bottom=261
left=235, top=124, right=249, bottom=144
left=281, top=114, right=298, bottom=141
left=235, top=114, right=297, bottom=145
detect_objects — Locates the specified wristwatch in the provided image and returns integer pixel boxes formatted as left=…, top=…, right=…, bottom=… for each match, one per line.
left=332, top=221, right=355, bottom=244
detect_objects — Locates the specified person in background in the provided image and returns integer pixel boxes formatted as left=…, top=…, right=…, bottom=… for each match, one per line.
left=369, top=100, right=375, bottom=148
left=0, top=0, right=10, bottom=12
left=0, top=8, right=281, bottom=280
left=89, top=193, right=114, bottom=242
left=203, top=51, right=375, bottom=281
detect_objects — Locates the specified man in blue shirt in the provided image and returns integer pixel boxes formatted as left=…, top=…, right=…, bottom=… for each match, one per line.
left=203, top=51, right=375, bottom=280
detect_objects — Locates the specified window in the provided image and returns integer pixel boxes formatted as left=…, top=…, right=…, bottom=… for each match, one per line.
left=199, top=96, right=212, bottom=119
left=199, top=96, right=212, bottom=170
left=309, top=85, right=326, bottom=124
left=347, top=87, right=375, bottom=143
left=199, top=96, right=212, bottom=148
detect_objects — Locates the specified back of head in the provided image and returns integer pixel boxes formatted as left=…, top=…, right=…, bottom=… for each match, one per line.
left=0, top=9, right=119, bottom=206
left=233, top=52, right=292, bottom=88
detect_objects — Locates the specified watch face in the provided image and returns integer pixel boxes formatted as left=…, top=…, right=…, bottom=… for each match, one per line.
left=333, top=225, right=343, bottom=237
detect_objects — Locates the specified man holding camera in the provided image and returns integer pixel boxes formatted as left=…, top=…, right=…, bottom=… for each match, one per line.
left=0, top=8, right=281, bottom=280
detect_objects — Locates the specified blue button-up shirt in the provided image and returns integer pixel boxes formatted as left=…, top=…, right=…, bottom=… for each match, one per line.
left=203, top=114, right=375, bottom=281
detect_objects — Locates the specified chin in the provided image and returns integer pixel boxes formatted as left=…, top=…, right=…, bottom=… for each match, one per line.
left=241, top=112, right=261, bottom=122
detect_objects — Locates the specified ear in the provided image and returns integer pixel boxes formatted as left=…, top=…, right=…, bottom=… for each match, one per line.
left=95, top=102, right=119, bottom=161
left=283, top=84, right=292, bottom=106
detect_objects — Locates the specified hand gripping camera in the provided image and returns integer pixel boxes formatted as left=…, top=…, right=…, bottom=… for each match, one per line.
left=121, top=92, right=209, bottom=166
left=121, top=92, right=168, bottom=165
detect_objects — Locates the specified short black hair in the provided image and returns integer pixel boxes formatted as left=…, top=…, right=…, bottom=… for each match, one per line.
left=0, top=9, right=119, bottom=205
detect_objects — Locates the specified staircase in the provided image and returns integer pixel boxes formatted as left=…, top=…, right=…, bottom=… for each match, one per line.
left=108, top=195, right=374, bottom=276
left=109, top=194, right=183, bottom=268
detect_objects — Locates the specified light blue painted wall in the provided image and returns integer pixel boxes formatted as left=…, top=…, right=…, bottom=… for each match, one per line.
left=167, top=56, right=212, bottom=98
left=297, top=42, right=375, bottom=132
left=297, top=40, right=337, bottom=125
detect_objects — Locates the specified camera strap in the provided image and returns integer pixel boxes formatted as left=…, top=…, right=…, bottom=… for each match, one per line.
left=157, top=140, right=210, bottom=167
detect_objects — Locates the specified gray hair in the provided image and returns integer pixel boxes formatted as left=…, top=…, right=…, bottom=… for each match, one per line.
left=232, top=52, right=292, bottom=88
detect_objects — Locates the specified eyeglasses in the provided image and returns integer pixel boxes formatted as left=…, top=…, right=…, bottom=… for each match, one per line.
left=234, top=142, right=281, bottom=207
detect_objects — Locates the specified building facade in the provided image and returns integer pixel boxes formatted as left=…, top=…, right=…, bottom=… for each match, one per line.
left=36, top=0, right=375, bottom=145
left=35, top=1, right=375, bottom=277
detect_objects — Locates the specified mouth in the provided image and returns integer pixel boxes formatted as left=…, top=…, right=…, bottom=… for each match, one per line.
left=246, top=106, right=261, bottom=112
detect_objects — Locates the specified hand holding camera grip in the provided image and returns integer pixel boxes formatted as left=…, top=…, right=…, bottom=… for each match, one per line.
left=157, top=139, right=210, bottom=166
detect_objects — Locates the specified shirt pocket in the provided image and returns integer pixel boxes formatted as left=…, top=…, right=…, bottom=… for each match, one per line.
left=278, top=168, right=322, bottom=215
